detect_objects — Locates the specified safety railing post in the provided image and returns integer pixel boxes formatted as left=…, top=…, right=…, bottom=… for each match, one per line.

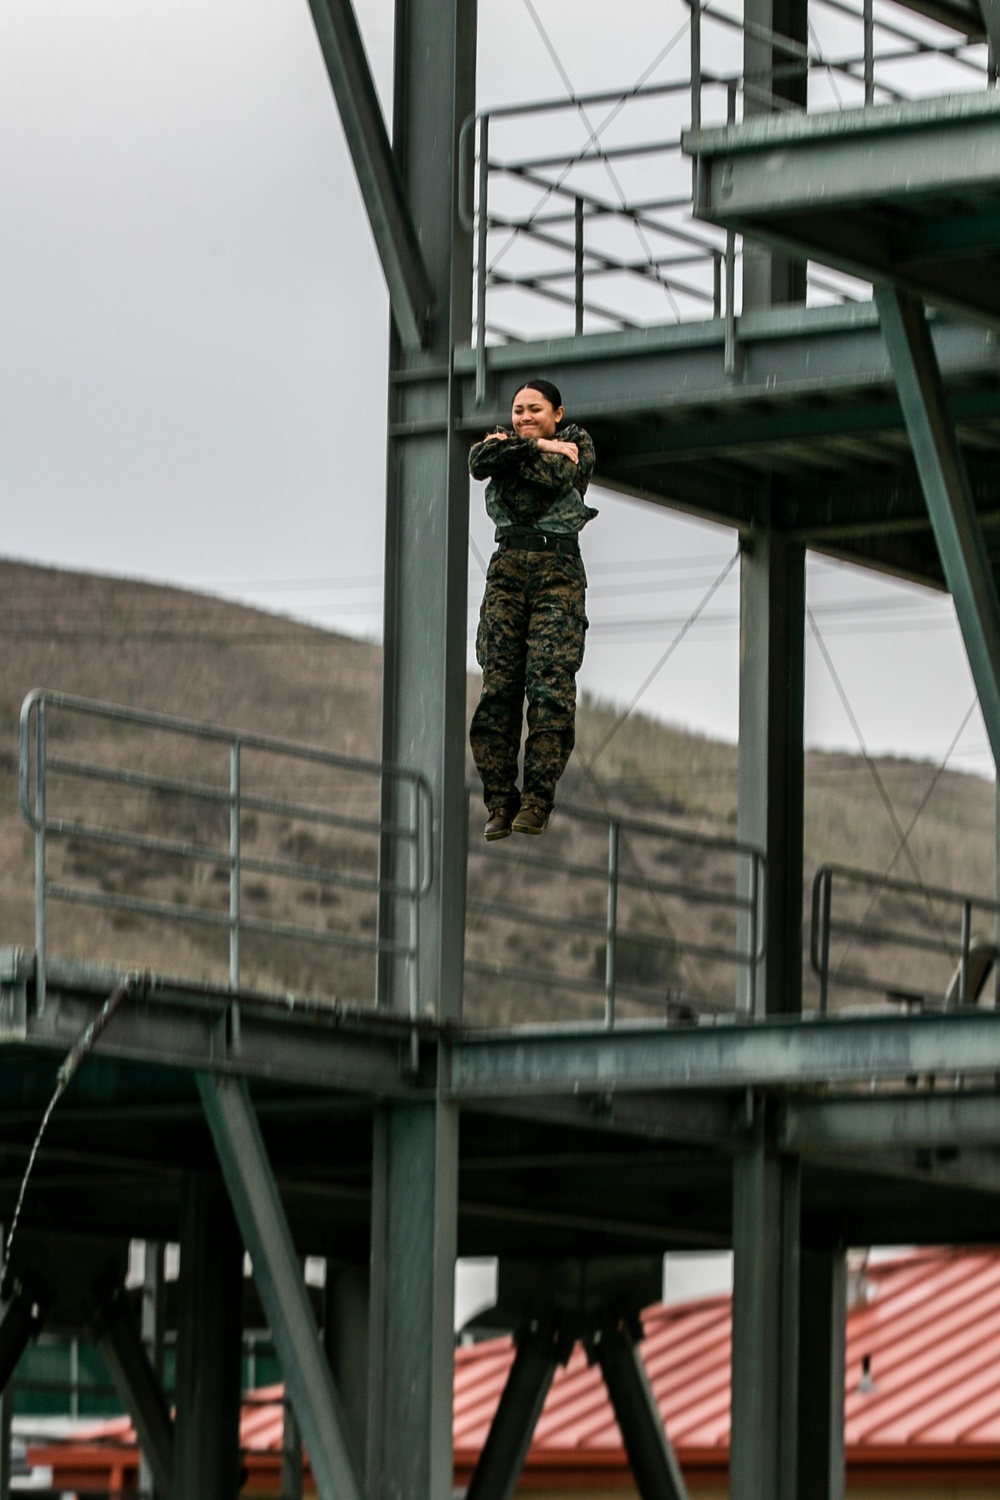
left=604, top=819, right=620, bottom=1029
left=475, top=114, right=490, bottom=406
left=748, top=852, right=760, bottom=1017
left=723, top=85, right=738, bottom=378
left=574, top=197, right=585, bottom=336
left=959, top=899, right=972, bottom=1005
left=818, top=867, right=832, bottom=1017
left=229, top=741, right=241, bottom=990
left=690, top=0, right=702, bottom=130
left=863, top=0, right=875, bottom=103
left=35, top=699, right=47, bottom=1017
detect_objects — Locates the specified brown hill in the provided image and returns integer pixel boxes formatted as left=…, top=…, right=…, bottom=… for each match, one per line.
left=0, top=557, right=992, bottom=1021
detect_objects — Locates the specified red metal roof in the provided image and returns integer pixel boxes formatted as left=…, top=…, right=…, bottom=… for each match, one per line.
left=30, top=1248, right=1000, bottom=1491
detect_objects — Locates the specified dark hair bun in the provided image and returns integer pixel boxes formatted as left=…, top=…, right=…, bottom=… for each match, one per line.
left=512, top=377, right=563, bottom=410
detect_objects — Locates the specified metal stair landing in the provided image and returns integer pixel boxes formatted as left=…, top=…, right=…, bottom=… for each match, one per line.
left=685, top=91, right=1000, bottom=324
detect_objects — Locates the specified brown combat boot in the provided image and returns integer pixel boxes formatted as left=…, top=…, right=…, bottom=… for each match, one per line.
left=512, top=806, right=549, bottom=835
left=484, top=808, right=513, bottom=841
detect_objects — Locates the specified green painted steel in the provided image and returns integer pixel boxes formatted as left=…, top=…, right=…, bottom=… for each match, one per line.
left=876, top=288, right=1000, bottom=766
left=797, top=1251, right=846, bottom=1500
left=686, top=92, right=1000, bottom=324
left=592, top=1321, right=690, bottom=1500
left=377, top=0, right=475, bottom=1022
left=172, top=1174, right=243, bottom=1500
left=198, top=1076, right=364, bottom=1500
left=730, top=1139, right=800, bottom=1500
left=464, top=1326, right=561, bottom=1500
left=781, top=1089, right=1000, bottom=1149
left=368, top=1103, right=458, bottom=1500
left=94, top=1291, right=173, bottom=1499
left=304, top=0, right=433, bottom=348
left=737, top=529, right=805, bottom=1017
left=445, top=1009, right=1000, bottom=1095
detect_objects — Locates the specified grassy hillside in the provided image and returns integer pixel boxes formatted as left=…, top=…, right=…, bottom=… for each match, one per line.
left=0, top=557, right=993, bottom=1021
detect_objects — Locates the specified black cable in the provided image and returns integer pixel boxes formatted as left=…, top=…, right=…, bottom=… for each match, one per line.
left=1, top=979, right=134, bottom=1298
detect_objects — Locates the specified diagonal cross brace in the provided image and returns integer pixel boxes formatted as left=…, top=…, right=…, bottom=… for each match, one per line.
left=197, top=1074, right=364, bottom=1500
left=305, top=0, right=435, bottom=349
left=465, top=1323, right=566, bottom=1500
left=94, top=1290, right=174, bottom=1500
left=876, top=288, right=1000, bottom=768
left=589, top=1319, right=689, bottom=1500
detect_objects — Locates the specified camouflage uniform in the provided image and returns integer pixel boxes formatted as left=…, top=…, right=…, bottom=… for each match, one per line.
left=469, top=423, right=597, bottom=816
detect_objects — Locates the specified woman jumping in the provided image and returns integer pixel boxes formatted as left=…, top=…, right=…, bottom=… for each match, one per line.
left=469, top=379, right=597, bottom=840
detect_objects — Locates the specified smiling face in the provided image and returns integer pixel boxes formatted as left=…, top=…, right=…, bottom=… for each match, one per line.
left=511, top=386, right=564, bottom=440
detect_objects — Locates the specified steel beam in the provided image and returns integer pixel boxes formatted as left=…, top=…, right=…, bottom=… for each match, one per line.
left=737, top=525, right=805, bottom=1015
left=465, top=1323, right=564, bottom=1500
left=730, top=1135, right=800, bottom=1500
left=173, top=1173, right=244, bottom=1500
left=94, top=1289, right=174, bottom=1500
left=377, top=0, right=475, bottom=1020
left=6, top=954, right=421, bottom=1095
left=742, top=0, right=807, bottom=310
left=197, top=1074, right=363, bottom=1500
left=876, top=288, right=1000, bottom=765
left=304, top=0, right=433, bottom=350
left=447, top=1010, right=1000, bottom=1098
left=782, top=1090, right=1000, bottom=1150
left=368, top=1102, right=458, bottom=1500
left=797, top=1251, right=846, bottom=1500
left=591, top=1319, right=689, bottom=1500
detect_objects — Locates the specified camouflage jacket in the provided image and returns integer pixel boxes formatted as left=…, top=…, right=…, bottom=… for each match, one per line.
left=468, top=422, right=597, bottom=539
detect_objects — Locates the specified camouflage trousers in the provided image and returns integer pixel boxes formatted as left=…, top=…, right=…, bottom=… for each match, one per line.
left=470, top=546, right=588, bottom=816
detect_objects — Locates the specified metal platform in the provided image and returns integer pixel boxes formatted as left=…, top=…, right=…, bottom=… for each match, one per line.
left=454, top=306, right=1000, bottom=588
left=686, top=92, right=1000, bottom=326
left=8, top=949, right=1000, bottom=1261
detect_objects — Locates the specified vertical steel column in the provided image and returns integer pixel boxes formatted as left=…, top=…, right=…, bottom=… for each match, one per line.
left=876, top=289, right=1000, bottom=770
left=798, top=1250, right=846, bottom=1500
left=730, top=1127, right=801, bottom=1500
left=592, top=1320, right=689, bottom=1500
left=737, top=525, right=805, bottom=1016
left=368, top=1103, right=459, bottom=1500
left=377, top=0, right=476, bottom=1022
left=742, top=0, right=807, bottom=310
left=173, top=1174, right=244, bottom=1500
left=139, top=1242, right=165, bottom=1500
left=465, top=1322, right=563, bottom=1500
left=323, top=1263, right=370, bottom=1475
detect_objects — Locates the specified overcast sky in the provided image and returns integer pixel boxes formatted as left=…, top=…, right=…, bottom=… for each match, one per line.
left=0, top=0, right=989, bottom=780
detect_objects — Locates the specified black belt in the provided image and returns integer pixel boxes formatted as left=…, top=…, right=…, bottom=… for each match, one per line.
left=497, top=532, right=579, bottom=556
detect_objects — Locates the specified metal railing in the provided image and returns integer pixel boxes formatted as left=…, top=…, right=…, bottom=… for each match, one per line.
left=460, top=0, right=989, bottom=380
left=464, top=787, right=766, bottom=1024
left=690, top=0, right=991, bottom=127
left=460, top=81, right=736, bottom=397
left=811, top=862, right=1000, bottom=1015
left=19, top=690, right=431, bottom=1015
